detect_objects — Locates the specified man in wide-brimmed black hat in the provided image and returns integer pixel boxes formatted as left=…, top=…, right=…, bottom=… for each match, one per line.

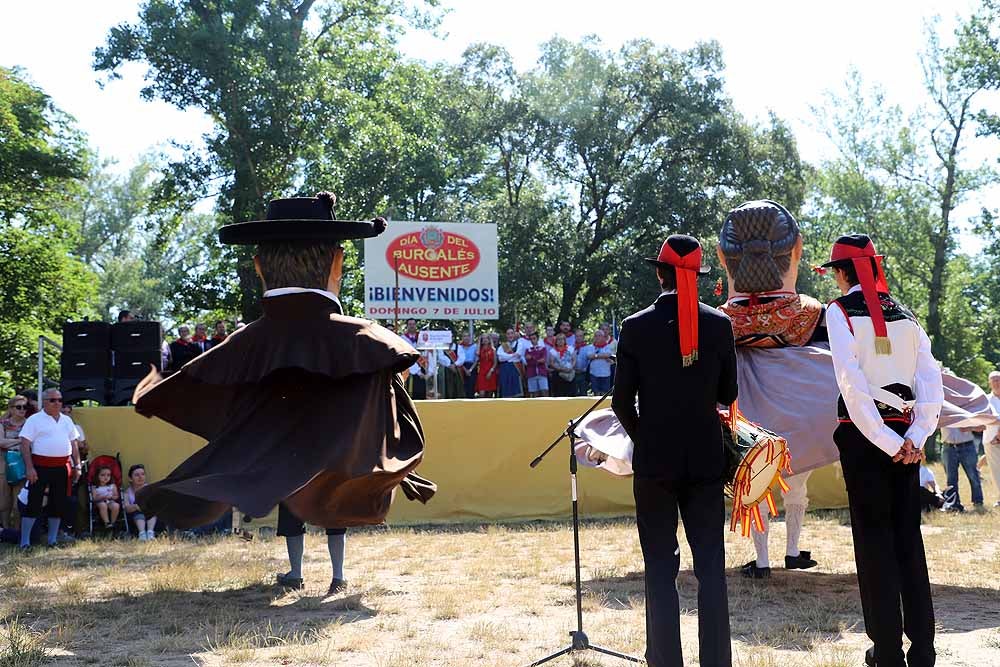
left=133, top=192, right=435, bottom=594
left=612, top=234, right=738, bottom=667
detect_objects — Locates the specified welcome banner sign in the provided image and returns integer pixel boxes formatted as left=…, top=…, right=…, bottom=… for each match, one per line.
left=364, top=221, right=499, bottom=320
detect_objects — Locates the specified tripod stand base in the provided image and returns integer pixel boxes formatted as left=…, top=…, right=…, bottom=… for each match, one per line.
left=527, top=631, right=642, bottom=666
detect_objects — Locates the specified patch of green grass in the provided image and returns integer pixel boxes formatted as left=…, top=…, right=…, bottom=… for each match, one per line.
left=0, top=617, right=49, bottom=667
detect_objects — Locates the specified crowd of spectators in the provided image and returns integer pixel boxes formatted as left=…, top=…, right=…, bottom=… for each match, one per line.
left=0, top=390, right=165, bottom=548
left=396, top=318, right=619, bottom=400
left=162, top=319, right=242, bottom=373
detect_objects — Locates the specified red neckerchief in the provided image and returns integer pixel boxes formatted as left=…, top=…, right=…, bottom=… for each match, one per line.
left=211, top=334, right=227, bottom=343
left=174, top=338, right=191, bottom=346
left=192, top=334, right=207, bottom=343
left=544, top=336, right=556, bottom=348
left=594, top=340, right=609, bottom=350
left=555, top=343, right=570, bottom=360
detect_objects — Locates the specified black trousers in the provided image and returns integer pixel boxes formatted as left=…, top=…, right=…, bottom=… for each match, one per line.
left=276, top=503, right=345, bottom=537
left=408, top=375, right=427, bottom=400
left=24, top=465, right=68, bottom=520
left=462, top=363, right=476, bottom=398
left=634, top=476, right=730, bottom=667
left=835, top=422, right=935, bottom=667
left=549, top=374, right=574, bottom=397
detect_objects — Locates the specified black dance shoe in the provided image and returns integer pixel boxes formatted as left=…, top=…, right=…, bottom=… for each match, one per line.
left=327, top=578, right=348, bottom=595
left=784, top=550, right=818, bottom=570
left=276, top=572, right=304, bottom=590
left=740, top=560, right=771, bottom=579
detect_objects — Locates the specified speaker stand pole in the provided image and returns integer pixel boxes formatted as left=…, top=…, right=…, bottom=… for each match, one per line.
left=526, top=391, right=641, bottom=666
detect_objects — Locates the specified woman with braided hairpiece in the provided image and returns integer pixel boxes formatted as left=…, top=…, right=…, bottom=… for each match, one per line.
left=716, top=200, right=825, bottom=578
left=716, top=199, right=1000, bottom=579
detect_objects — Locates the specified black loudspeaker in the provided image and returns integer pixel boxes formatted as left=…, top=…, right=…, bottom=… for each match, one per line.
left=62, top=322, right=111, bottom=351
left=61, top=378, right=108, bottom=406
left=109, top=379, right=143, bottom=406
left=111, top=321, right=162, bottom=351
left=60, top=349, right=111, bottom=379
left=112, top=350, right=160, bottom=379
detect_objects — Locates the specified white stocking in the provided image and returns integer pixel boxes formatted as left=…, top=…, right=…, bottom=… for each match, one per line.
left=784, top=503, right=806, bottom=557
left=752, top=506, right=770, bottom=567
left=782, top=471, right=811, bottom=557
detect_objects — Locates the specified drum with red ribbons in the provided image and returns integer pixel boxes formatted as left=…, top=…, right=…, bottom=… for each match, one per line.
left=720, top=403, right=792, bottom=537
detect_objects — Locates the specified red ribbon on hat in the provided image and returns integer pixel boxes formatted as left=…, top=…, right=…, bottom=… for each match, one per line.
left=829, top=239, right=892, bottom=354
left=655, top=240, right=704, bottom=366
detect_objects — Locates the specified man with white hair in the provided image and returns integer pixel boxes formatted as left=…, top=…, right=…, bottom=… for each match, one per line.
left=984, top=371, right=1000, bottom=507
left=18, top=389, right=81, bottom=549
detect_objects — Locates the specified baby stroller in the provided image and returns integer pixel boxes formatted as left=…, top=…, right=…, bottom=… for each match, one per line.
left=88, top=454, right=129, bottom=536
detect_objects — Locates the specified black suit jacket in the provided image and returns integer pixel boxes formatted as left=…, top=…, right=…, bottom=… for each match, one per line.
left=612, top=293, right=738, bottom=482
left=168, top=340, right=201, bottom=372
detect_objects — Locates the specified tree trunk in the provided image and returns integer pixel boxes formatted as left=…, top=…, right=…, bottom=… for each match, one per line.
left=926, top=166, right=956, bottom=360
left=230, top=165, right=267, bottom=323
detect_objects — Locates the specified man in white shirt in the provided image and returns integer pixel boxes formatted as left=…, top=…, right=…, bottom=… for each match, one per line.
left=514, top=324, right=532, bottom=360
left=557, top=321, right=574, bottom=348
left=822, top=234, right=942, bottom=667
left=18, top=388, right=81, bottom=549
left=457, top=332, right=479, bottom=398
left=984, top=371, right=1000, bottom=507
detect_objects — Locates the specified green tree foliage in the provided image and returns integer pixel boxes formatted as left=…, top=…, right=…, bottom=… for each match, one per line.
left=0, top=68, right=95, bottom=396
left=62, top=156, right=224, bottom=329
left=807, top=51, right=999, bottom=383
left=94, top=0, right=439, bottom=321
left=0, top=67, right=87, bottom=232
left=803, top=72, right=938, bottom=308
left=396, top=39, right=808, bottom=326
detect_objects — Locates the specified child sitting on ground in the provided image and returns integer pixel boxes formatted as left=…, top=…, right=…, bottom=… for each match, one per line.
left=92, top=465, right=121, bottom=530
left=123, top=464, right=157, bottom=540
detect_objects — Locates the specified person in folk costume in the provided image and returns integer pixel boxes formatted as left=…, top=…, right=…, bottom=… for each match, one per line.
left=612, top=234, right=738, bottom=667
left=132, top=192, right=435, bottom=594
left=474, top=333, right=498, bottom=398
left=716, top=200, right=821, bottom=578
left=822, top=234, right=942, bottom=667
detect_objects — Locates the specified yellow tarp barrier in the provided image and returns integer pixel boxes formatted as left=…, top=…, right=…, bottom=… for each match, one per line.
left=75, top=399, right=847, bottom=526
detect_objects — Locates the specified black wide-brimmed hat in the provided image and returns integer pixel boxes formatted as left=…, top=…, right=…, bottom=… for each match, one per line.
left=219, top=192, right=387, bottom=245
left=644, top=234, right=711, bottom=274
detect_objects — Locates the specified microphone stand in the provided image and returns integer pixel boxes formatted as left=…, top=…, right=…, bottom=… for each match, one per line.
left=526, top=385, right=641, bottom=666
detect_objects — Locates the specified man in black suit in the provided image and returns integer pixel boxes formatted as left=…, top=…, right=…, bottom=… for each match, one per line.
left=612, top=234, right=738, bottom=667
left=167, top=325, right=201, bottom=372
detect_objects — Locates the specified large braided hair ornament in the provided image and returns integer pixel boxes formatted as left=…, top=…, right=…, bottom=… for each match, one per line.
left=719, top=200, right=800, bottom=295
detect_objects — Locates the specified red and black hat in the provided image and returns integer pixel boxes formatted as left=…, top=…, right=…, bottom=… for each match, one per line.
left=219, top=192, right=387, bottom=245
left=821, top=234, right=892, bottom=354
left=645, top=234, right=709, bottom=367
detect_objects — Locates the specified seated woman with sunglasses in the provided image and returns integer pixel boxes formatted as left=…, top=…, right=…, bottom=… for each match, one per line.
left=0, top=396, right=30, bottom=529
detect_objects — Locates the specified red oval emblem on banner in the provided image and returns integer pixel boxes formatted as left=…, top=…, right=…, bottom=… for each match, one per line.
left=385, top=226, right=481, bottom=282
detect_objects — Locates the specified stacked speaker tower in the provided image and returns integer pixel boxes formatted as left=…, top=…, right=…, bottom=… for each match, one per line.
left=110, top=321, right=162, bottom=405
left=60, top=322, right=112, bottom=405
left=60, top=321, right=162, bottom=405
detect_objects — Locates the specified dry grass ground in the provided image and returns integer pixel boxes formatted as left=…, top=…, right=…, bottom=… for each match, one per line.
left=1, top=462, right=998, bottom=667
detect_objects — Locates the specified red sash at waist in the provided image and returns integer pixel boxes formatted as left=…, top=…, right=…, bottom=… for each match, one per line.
left=31, top=454, right=72, bottom=495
